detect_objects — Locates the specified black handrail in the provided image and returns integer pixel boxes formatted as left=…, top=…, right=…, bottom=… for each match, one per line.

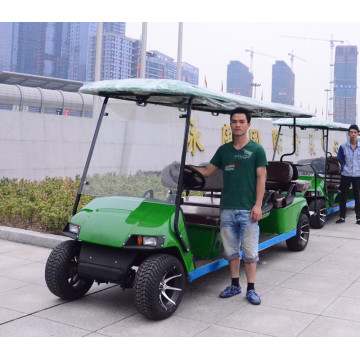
left=72, top=97, right=109, bottom=215
left=173, top=98, right=194, bottom=253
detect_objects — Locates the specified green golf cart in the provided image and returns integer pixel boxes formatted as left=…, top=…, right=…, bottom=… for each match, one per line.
left=272, top=118, right=354, bottom=228
left=45, top=79, right=313, bottom=320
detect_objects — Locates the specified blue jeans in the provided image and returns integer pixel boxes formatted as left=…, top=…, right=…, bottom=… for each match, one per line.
left=220, top=209, right=259, bottom=263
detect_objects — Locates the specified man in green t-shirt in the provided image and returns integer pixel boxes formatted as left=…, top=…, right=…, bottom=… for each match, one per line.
left=196, top=108, right=268, bottom=305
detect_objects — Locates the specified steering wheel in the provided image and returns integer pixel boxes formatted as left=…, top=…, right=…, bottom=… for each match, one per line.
left=183, top=165, right=206, bottom=190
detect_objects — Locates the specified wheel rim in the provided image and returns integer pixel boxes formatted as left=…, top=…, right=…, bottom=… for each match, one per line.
left=319, top=207, right=327, bottom=224
left=68, top=254, right=83, bottom=287
left=158, top=267, right=183, bottom=311
left=300, top=219, right=310, bottom=245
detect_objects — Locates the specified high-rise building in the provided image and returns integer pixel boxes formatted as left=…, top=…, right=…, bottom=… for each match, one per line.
left=67, top=22, right=90, bottom=81
left=271, top=60, right=294, bottom=105
left=13, top=23, right=47, bottom=76
left=86, top=22, right=140, bottom=82
left=86, top=22, right=136, bottom=81
left=1, top=22, right=90, bottom=81
left=145, top=50, right=177, bottom=80
left=333, top=45, right=357, bottom=124
left=226, top=60, right=253, bottom=97
left=0, top=23, right=14, bottom=72
left=181, top=62, right=199, bottom=85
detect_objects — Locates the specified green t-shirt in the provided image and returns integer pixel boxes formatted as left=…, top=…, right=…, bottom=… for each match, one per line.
left=210, top=140, right=268, bottom=210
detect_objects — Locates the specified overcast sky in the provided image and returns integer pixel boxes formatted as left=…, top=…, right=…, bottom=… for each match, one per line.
left=125, top=21, right=360, bottom=116
left=5, top=0, right=360, bottom=123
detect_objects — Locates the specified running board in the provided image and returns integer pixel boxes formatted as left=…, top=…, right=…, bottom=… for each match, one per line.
left=327, top=200, right=355, bottom=215
left=188, top=229, right=296, bottom=282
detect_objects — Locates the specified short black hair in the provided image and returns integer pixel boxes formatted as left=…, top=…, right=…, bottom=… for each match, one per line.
left=348, top=124, right=359, bottom=132
left=230, top=108, right=251, bottom=123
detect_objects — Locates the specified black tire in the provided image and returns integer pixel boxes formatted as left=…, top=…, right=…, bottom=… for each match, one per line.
left=45, top=240, right=93, bottom=300
left=309, top=198, right=327, bottom=229
left=133, top=254, right=185, bottom=320
left=286, top=213, right=310, bottom=251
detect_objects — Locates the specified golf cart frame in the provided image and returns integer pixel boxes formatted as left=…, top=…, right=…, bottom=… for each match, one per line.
left=45, top=79, right=314, bottom=320
left=272, top=118, right=354, bottom=228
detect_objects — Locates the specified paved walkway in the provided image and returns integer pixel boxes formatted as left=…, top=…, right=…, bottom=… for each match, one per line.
left=0, top=209, right=360, bottom=337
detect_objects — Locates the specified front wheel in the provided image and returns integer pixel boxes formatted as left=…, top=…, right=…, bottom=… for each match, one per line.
left=133, top=254, right=185, bottom=320
left=45, top=240, right=94, bottom=300
left=309, top=198, right=327, bottom=229
left=286, top=213, right=310, bottom=251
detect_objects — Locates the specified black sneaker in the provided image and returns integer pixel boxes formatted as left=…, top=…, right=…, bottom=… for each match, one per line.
left=336, top=218, right=345, bottom=224
left=357, top=219, right=360, bottom=225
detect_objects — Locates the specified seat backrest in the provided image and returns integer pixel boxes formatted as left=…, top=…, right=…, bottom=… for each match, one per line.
left=267, top=161, right=293, bottom=190
left=327, top=157, right=342, bottom=175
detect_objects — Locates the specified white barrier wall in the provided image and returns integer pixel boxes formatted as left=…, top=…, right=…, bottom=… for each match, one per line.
left=0, top=100, right=348, bottom=180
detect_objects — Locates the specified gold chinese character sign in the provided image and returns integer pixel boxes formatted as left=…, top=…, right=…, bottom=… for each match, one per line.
left=222, top=124, right=232, bottom=144
left=309, top=134, right=316, bottom=155
left=272, top=130, right=282, bottom=154
left=249, top=129, right=261, bottom=144
left=187, top=119, right=204, bottom=156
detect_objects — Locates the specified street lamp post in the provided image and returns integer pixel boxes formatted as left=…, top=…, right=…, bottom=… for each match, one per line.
left=324, top=89, right=330, bottom=122
left=251, top=83, right=261, bottom=99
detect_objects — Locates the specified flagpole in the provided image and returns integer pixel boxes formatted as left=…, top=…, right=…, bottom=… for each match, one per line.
left=177, top=22, right=183, bottom=80
left=140, top=22, right=147, bottom=78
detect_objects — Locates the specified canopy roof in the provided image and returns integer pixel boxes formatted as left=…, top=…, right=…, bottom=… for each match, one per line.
left=272, top=118, right=350, bottom=131
left=80, top=79, right=315, bottom=119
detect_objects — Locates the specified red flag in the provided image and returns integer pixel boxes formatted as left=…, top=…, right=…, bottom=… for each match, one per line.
left=185, top=74, right=188, bottom=82
left=138, top=62, right=140, bottom=70
left=204, top=76, right=207, bottom=88
left=162, top=67, right=165, bottom=79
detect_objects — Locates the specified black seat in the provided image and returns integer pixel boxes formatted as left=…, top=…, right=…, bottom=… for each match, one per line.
left=266, top=161, right=296, bottom=208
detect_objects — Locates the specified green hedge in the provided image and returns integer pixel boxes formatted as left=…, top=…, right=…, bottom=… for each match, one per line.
left=0, top=177, right=92, bottom=235
left=0, top=173, right=168, bottom=235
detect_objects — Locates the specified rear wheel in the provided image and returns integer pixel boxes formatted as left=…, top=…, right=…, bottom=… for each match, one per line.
left=286, top=213, right=310, bottom=251
left=45, top=240, right=93, bottom=300
left=309, top=198, right=327, bottom=229
left=133, top=254, right=185, bottom=320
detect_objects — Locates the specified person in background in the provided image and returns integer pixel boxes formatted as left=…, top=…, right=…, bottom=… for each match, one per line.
left=336, top=124, right=360, bottom=225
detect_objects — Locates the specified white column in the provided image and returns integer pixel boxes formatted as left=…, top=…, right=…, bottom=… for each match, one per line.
left=94, top=22, right=103, bottom=82
left=140, top=23, right=147, bottom=78
left=177, top=22, right=183, bottom=81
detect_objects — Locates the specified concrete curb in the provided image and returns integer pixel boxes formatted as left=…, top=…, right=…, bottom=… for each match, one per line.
left=0, top=225, right=69, bottom=249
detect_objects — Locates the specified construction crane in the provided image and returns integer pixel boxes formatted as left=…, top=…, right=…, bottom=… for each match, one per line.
left=288, top=50, right=307, bottom=72
left=245, top=47, right=277, bottom=75
left=281, top=34, right=344, bottom=122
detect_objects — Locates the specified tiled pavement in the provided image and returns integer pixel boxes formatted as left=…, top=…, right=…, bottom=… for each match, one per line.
left=0, top=209, right=360, bottom=337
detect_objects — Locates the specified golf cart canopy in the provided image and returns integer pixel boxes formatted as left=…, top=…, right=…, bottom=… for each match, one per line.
left=80, top=79, right=315, bottom=119
left=272, top=118, right=350, bottom=131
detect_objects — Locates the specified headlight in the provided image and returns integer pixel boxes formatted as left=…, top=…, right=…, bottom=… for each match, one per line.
left=69, top=223, right=80, bottom=234
left=137, top=236, right=158, bottom=247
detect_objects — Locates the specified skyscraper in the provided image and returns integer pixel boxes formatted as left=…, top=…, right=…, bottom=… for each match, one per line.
left=181, top=62, right=199, bottom=85
left=226, top=60, right=253, bottom=97
left=0, top=22, right=90, bottom=81
left=13, top=22, right=47, bottom=76
left=86, top=23, right=141, bottom=82
left=333, top=45, right=357, bottom=124
left=271, top=60, right=294, bottom=105
left=0, top=23, right=13, bottom=71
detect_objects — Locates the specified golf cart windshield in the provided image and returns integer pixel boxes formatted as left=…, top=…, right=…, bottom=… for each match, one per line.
left=81, top=100, right=186, bottom=201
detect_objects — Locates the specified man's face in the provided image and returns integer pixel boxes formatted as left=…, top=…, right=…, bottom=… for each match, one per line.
left=230, top=113, right=250, bottom=136
left=349, top=129, right=359, bottom=142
